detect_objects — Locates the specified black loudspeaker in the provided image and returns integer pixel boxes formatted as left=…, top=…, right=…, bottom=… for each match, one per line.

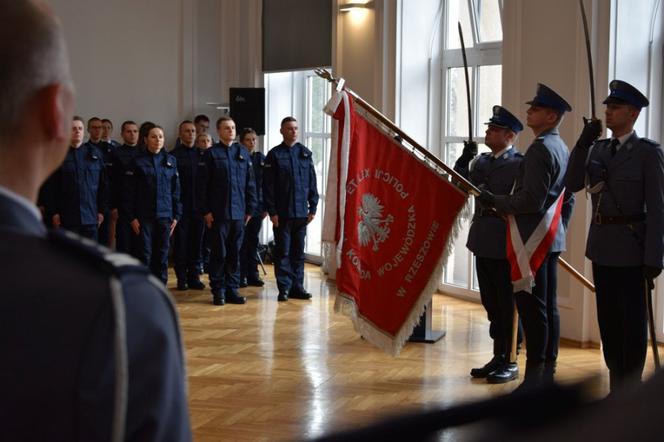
left=230, top=87, right=266, bottom=136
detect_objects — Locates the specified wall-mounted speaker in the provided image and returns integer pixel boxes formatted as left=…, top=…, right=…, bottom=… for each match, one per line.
left=229, top=87, right=265, bottom=136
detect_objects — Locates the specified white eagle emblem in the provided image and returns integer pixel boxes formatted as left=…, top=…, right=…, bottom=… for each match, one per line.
left=358, top=193, right=394, bottom=252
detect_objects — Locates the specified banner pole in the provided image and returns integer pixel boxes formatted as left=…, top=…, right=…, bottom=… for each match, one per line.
left=315, top=68, right=479, bottom=196
left=314, top=68, right=596, bottom=293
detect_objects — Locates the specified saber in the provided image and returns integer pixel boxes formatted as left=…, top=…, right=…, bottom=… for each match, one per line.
left=646, top=279, right=661, bottom=370
left=578, top=0, right=597, bottom=118
left=458, top=22, right=473, bottom=143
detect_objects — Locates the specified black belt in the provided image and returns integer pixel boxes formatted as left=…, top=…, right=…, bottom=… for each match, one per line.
left=476, top=208, right=502, bottom=218
left=593, top=213, right=646, bottom=225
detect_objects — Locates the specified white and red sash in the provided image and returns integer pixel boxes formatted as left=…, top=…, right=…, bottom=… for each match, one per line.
left=506, top=191, right=565, bottom=293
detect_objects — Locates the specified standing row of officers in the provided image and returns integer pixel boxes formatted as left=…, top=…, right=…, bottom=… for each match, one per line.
left=454, top=80, right=663, bottom=392
left=37, top=115, right=319, bottom=306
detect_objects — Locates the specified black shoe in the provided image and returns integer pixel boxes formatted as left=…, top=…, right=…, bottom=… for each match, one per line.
left=188, top=279, right=205, bottom=290
left=487, top=362, right=519, bottom=384
left=239, top=277, right=248, bottom=288
left=212, top=294, right=225, bottom=306
left=289, top=289, right=312, bottom=300
left=470, top=355, right=504, bottom=378
left=246, top=277, right=265, bottom=287
left=277, top=292, right=289, bottom=302
left=177, top=281, right=189, bottom=291
left=226, top=292, right=247, bottom=304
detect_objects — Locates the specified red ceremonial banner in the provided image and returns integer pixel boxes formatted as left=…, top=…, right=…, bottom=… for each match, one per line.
left=325, top=91, right=468, bottom=356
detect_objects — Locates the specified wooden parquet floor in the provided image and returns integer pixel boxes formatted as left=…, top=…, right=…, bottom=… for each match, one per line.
left=167, top=263, right=657, bottom=441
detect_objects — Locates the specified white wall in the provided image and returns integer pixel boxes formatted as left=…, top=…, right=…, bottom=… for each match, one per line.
left=48, top=0, right=262, bottom=144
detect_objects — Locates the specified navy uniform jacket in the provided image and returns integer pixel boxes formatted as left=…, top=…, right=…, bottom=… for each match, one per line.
left=263, top=142, right=319, bottom=219
left=250, top=151, right=266, bottom=216
left=90, top=140, right=115, bottom=206
left=493, top=128, right=569, bottom=253
left=199, top=142, right=257, bottom=221
left=0, top=189, right=191, bottom=441
left=171, top=143, right=206, bottom=217
left=124, top=149, right=182, bottom=222
left=109, top=144, right=140, bottom=212
left=54, top=143, right=109, bottom=226
left=454, top=147, right=523, bottom=259
left=567, top=133, right=664, bottom=267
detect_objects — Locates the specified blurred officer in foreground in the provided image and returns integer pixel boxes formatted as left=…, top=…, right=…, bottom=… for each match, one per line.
left=172, top=120, right=206, bottom=291
left=0, top=1, right=191, bottom=439
left=454, top=106, right=523, bottom=384
left=263, top=117, right=319, bottom=302
left=52, top=116, right=108, bottom=240
left=567, top=80, right=664, bottom=391
left=110, top=120, right=141, bottom=255
left=239, top=127, right=267, bottom=288
left=200, top=116, right=256, bottom=305
left=125, top=125, right=182, bottom=285
left=478, top=84, right=572, bottom=389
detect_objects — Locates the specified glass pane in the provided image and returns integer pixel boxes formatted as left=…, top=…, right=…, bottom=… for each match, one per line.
left=444, top=215, right=471, bottom=287
left=308, top=76, right=329, bottom=133
left=306, top=200, right=323, bottom=255
left=308, top=137, right=326, bottom=198
left=477, top=64, right=502, bottom=137
left=447, top=67, right=473, bottom=137
left=446, top=0, right=474, bottom=49
left=475, top=0, right=503, bottom=42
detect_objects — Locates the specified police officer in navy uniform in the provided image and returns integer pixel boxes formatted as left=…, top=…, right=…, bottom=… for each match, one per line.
left=479, top=84, right=572, bottom=388
left=239, top=127, right=267, bottom=288
left=125, top=125, right=182, bottom=285
left=87, top=116, right=115, bottom=246
left=172, top=120, right=207, bottom=291
left=567, top=80, right=664, bottom=391
left=263, top=117, right=319, bottom=301
left=454, top=106, right=524, bottom=384
left=101, top=118, right=121, bottom=148
left=0, top=2, right=191, bottom=439
left=200, top=116, right=257, bottom=305
left=52, top=115, right=108, bottom=241
left=109, top=120, right=141, bottom=255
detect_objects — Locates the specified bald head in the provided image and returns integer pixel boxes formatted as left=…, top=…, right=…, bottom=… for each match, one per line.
left=0, top=0, right=72, bottom=142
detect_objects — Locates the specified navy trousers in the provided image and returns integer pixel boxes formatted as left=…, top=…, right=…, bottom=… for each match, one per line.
left=475, top=256, right=519, bottom=357
left=209, top=219, right=244, bottom=296
left=593, top=263, right=648, bottom=390
left=272, top=217, right=308, bottom=294
left=514, top=252, right=560, bottom=364
left=240, top=215, right=263, bottom=281
left=137, top=217, right=172, bottom=284
left=173, top=215, right=205, bottom=283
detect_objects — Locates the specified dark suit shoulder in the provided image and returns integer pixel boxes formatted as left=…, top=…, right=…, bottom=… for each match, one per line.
left=48, top=228, right=152, bottom=278
left=640, top=138, right=660, bottom=148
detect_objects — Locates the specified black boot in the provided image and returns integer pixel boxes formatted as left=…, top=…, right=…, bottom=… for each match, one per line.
left=225, top=290, right=247, bottom=305
left=487, top=361, right=519, bottom=384
left=470, top=355, right=505, bottom=378
left=212, top=293, right=225, bottom=306
left=513, top=361, right=544, bottom=392
left=543, top=360, right=557, bottom=385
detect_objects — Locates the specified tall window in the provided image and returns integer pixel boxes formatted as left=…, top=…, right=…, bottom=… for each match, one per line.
left=264, top=70, right=332, bottom=263
left=441, top=0, right=503, bottom=296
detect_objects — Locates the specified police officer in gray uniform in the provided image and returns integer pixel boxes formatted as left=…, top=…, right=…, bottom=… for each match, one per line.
left=454, top=106, right=524, bottom=384
left=479, top=84, right=572, bottom=388
left=567, top=80, right=664, bottom=391
left=263, top=117, right=319, bottom=302
left=0, top=1, right=191, bottom=439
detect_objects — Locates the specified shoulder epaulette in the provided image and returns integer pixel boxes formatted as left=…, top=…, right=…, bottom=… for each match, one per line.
left=641, top=138, right=659, bottom=146
left=48, top=229, right=149, bottom=277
